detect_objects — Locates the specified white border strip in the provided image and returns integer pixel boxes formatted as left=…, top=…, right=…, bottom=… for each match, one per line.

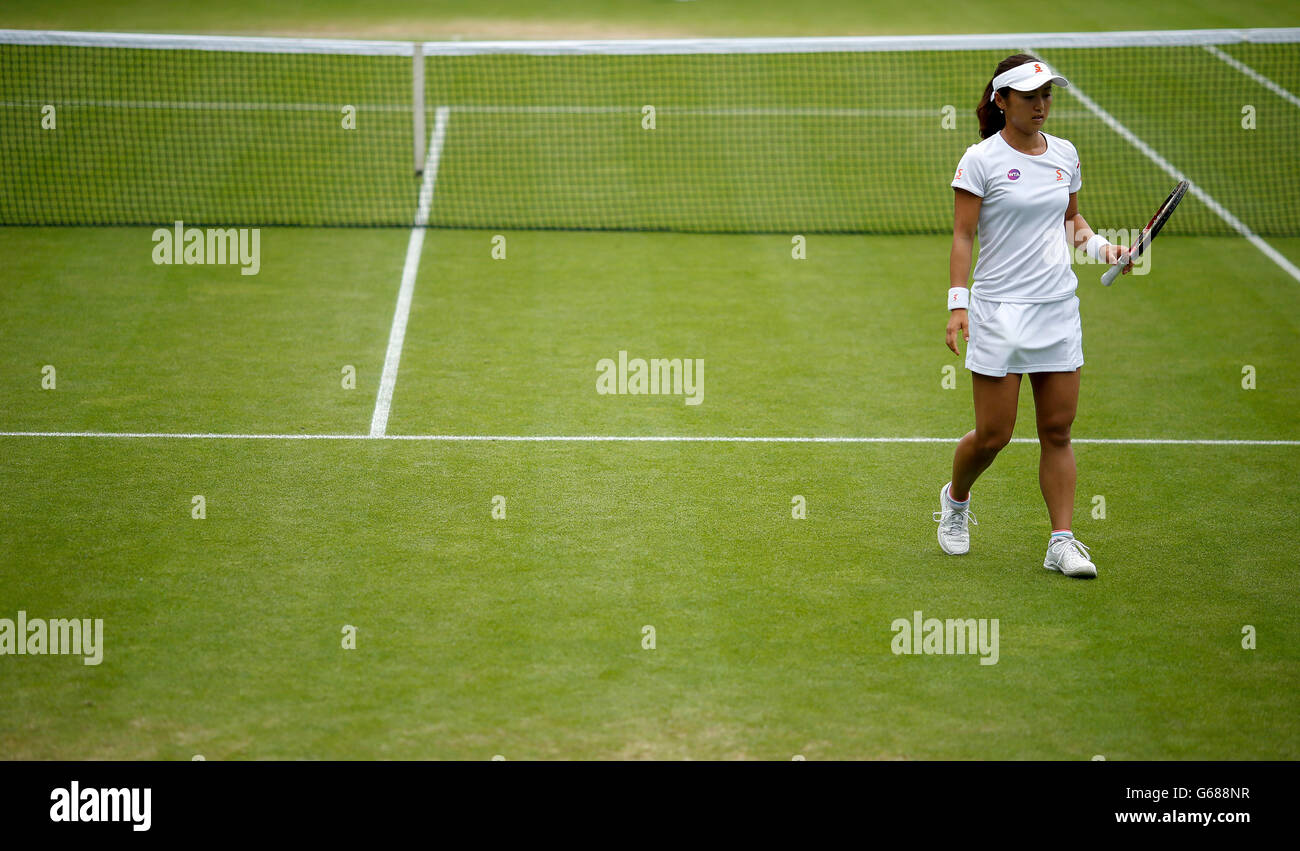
left=369, top=105, right=449, bottom=438
left=1204, top=44, right=1300, bottom=109
left=0, top=432, right=1295, bottom=446
left=419, top=28, right=1300, bottom=56
left=2, top=28, right=1296, bottom=56
left=0, top=29, right=414, bottom=55
left=1035, top=51, right=1300, bottom=284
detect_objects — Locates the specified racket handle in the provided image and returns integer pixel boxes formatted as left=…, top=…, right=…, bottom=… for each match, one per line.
left=1100, top=252, right=1129, bottom=286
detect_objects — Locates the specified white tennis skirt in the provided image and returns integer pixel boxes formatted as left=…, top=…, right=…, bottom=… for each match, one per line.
left=965, top=294, right=1084, bottom=377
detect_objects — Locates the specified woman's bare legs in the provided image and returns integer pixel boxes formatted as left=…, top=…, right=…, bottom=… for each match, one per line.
left=1028, top=369, right=1081, bottom=531
left=950, top=372, right=1022, bottom=500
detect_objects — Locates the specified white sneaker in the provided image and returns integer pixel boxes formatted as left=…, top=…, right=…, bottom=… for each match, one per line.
left=1043, top=536, right=1097, bottom=578
left=933, top=483, right=976, bottom=555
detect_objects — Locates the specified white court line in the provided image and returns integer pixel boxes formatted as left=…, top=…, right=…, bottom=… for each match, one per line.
left=1203, top=44, right=1300, bottom=110
left=0, top=432, right=1295, bottom=446
left=1031, top=49, right=1300, bottom=285
left=368, top=105, right=449, bottom=439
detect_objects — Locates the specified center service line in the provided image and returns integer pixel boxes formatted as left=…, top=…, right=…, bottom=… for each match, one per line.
left=369, top=105, right=450, bottom=439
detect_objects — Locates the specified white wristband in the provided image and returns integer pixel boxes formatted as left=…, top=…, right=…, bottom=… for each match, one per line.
left=1084, top=233, right=1112, bottom=262
left=947, top=287, right=970, bottom=310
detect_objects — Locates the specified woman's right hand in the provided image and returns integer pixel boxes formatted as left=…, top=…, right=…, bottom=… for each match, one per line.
left=946, top=308, right=969, bottom=355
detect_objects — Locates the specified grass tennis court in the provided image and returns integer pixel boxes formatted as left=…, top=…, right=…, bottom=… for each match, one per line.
left=2, top=225, right=1297, bottom=759
left=1, top=2, right=1299, bottom=760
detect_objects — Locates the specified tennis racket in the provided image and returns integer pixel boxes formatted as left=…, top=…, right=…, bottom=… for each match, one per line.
left=1101, top=179, right=1190, bottom=286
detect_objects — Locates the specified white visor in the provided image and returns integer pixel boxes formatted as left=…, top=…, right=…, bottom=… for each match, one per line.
left=991, top=60, right=1070, bottom=93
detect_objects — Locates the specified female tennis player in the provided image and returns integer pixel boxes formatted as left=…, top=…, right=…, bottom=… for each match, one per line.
left=936, top=54, right=1129, bottom=578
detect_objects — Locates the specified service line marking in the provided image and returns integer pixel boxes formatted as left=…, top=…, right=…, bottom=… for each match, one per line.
left=369, top=105, right=450, bottom=438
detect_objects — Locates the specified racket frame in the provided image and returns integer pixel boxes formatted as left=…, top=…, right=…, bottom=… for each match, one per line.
left=1101, top=179, right=1190, bottom=286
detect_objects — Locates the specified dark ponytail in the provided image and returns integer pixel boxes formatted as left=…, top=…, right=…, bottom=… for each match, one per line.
left=977, top=53, right=1041, bottom=139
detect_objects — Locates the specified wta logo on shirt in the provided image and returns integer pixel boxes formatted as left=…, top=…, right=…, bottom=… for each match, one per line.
left=1007, top=168, right=1021, bottom=181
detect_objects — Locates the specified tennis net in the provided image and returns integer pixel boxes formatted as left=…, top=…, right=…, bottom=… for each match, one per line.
left=2, top=28, right=1298, bottom=235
